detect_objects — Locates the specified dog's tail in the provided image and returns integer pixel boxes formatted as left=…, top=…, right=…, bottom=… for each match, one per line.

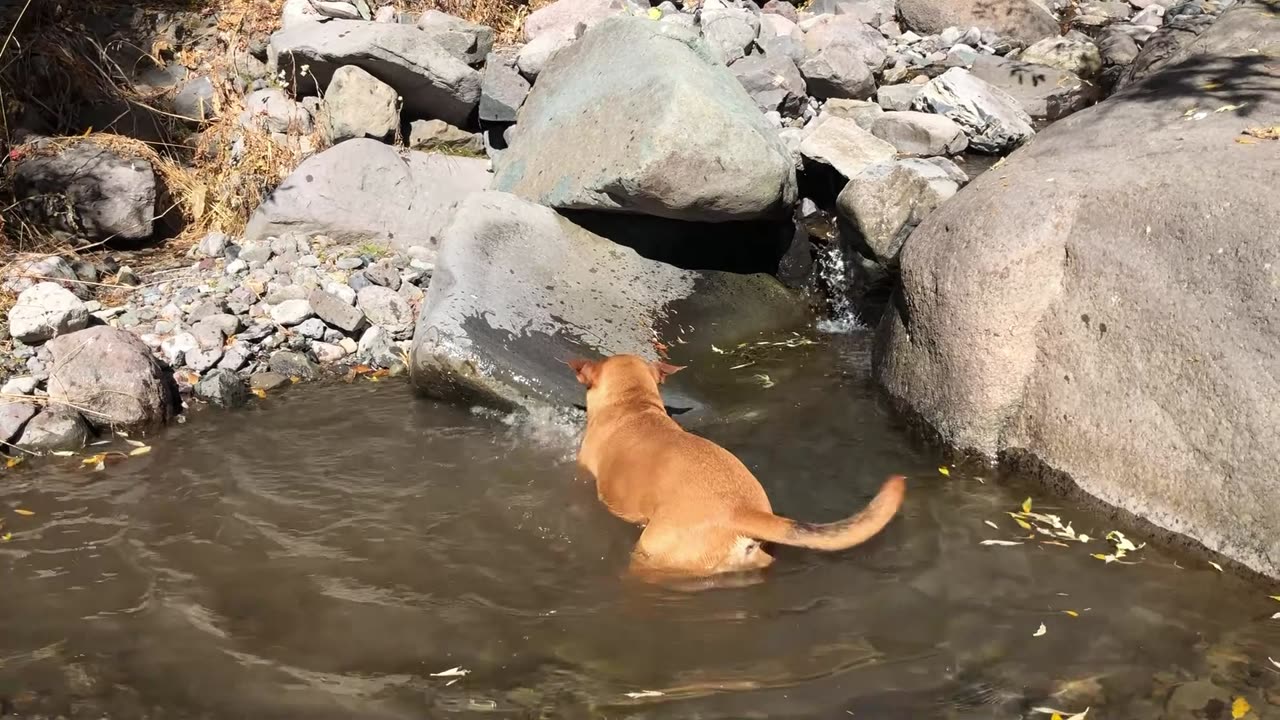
left=730, top=475, right=906, bottom=551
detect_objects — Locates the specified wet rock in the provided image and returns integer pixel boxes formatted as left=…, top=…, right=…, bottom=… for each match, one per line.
left=871, top=110, right=968, bottom=155
left=800, top=45, right=876, bottom=99
left=523, top=0, right=634, bottom=41
left=249, top=371, right=291, bottom=390
left=357, top=286, right=414, bottom=338
left=268, top=350, right=321, bottom=379
left=0, top=402, right=38, bottom=443
left=799, top=116, right=898, bottom=179
left=969, top=55, right=1100, bottom=121
left=16, top=406, right=90, bottom=451
left=46, top=326, right=176, bottom=432
left=701, top=6, right=761, bottom=65
left=874, top=2, right=1280, bottom=580
left=1019, top=37, right=1104, bottom=79
left=410, top=192, right=806, bottom=413
left=12, top=142, right=158, bottom=242
left=269, top=20, right=480, bottom=125
left=323, top=65, right=399, bottom=143
left=417, top=10, right=495, bottom=66
left=897, top=0, right=1059, bottom=44
left=269, top=298, right=314, bottom=327
left=239, top=88, right=312, bottom=134
left=195, top=369, right=249, bottom=408
left=912, top=67, right=1034, bottom=153
left=408, top=119, right=486, bottom=154
left=479, top=54, right=531, bottom=123
left=493, top=17, right=796, bottom=222
left=1165, top=680, right=1233, bottom=719
left=8, top=283, right=90, bottom=344
left=877, top=83, right=923, bottom=110
left=731, top=53, right=808, bottom=114
left=244, top=140, right=490, bottom=251
left=836, top=158, right=959, bottom=265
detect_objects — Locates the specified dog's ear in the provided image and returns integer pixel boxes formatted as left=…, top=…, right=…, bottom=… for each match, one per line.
left=652, top=361, right=685, bottom=384
left=564, top=358, right=598, bottom=387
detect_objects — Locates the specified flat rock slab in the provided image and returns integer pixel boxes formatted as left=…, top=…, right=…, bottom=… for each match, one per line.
left=244, top=139, right=490, bottom=251
left=410, top=192, right=808, bottom=415
left=493, top=17, right=796, bottom=222
left=269, top=20, right=480, bottom=125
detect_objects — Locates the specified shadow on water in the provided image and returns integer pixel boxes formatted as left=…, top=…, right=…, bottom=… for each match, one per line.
left=0, top=333, right=1276, bottom=719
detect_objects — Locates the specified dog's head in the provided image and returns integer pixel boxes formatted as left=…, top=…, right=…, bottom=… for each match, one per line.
left=565, top=355, right=684, bottom=391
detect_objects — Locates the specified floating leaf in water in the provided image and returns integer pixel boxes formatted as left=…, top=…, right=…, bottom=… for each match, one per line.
left=1063, top=610, right=1079, bottom=617
left=938, top=466, right=950, bottom=477
left=49, top=450, right=77, bottom=457
left=1051, top=714, right=1064, bottom=720
left=290, top=376, right=301, bottom=384
left=251, top=388, right=268, bottom=399
left=1209, top=561, right=1224, bottom=573
left=1, top=532, right=10, bottom=542
left=1201, top=81, right=1222, bottom=90
left=125, top=438, right=146, bottom=448
left=1232, top=697, right=1251, bottom=719
left=429, top=667, right=470, bottom=678
left=1033, top=622, right=1047, bottom=637
left=625, top=690, right=664, bottom=699
left=1268, top=595, right=1280, bottom=602
left=753, top=373, right=775, bottom=389
left=1016, top=518, right=1033, bottom=530
left=984, top=520, right=1000, bottom=530
left=129, top=446, right=152, bottom=457
left=1270, top=611, right=1279, bottom=620
left=981, top=540, right=1023, bottom=546
left=1092, top=553, right=1116, bottom=563
left=82, top=453, right=107, bottom=466
left=14, top=508, right=34, bottom=516
left=5, top=456, right=23, bottom=469
left=1022, top=497, right=1033, bottom=513
left=1270, top=657, right=1280, bottom=670
left=1215, top=103, right=1247, bottom=113
left=711, top=344, right=725, bottom=354
left=729, top=362, right=754, bottom=370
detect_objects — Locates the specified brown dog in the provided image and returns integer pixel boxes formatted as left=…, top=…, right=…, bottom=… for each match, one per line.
left=568, top=354, right=906, bottom=579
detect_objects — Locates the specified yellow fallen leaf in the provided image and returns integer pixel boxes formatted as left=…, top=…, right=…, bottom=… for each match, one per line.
left=980, top=539, right=1023, bottom=546
left=1243, top=125, right=1280, bottom=140
left=1270, top=656, right=1280, bottom=670
left=1022, top=497, right=1033, bottom=513
left=49, top=450, right=77, bottom=457
left=129, top=446, right=152, bottom=457
left=1268, top=595, right=1279, bottom=602
left=938, top=466, right=950, bottom=477
left=1214, top=103, right=1246, bottom=113
left=1, top=532, right=10, bottom=542
left=1063, top=610, right=1079, bottom=617
left=125, top=438, right=146, bottom=448
left=1232, top=697, right=1250, bottom=719
left=82, top=453, right=107, bottom=466
left=5, top=456, right=23, bottom=468
left=1033, top=622, right=1047, bottom=637
left=251, top=388, right=267, bottom=398
left=1209, top=561, right=1224, bottom=572
left=647, top=6, right=662, bottom=18
left=290, top=376, right=301, bottom=384
left=1016, top=518, right=1033, bottom=530
left=1052, top=715, right=1064, bottom=720
left=14, top=509, right=34, bottom=516
left=1202, top=81, right=1222, bottom=90
left=984, top=520, right=1000, bottom=530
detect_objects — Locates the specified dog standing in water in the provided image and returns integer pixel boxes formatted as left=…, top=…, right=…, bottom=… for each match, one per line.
left=567, top=354, right=906, bottom=580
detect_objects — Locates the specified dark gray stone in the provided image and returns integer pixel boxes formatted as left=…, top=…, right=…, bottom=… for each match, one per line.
left=417, top=9, right=495, bottom=66
left=195, top=369, right=249, bottom=408
left=249, top=371, right=292, bottom=390
left=12, top=142, right=158, bottom=242
left=730, top=53, right=807, bottom=115
left=16, top=407, right=90, bottom=452
left=309, top=288, right=368, bottom=334
left=479, top=54, right=531, bottom=123
left=268, top=350, right=321, bottom=380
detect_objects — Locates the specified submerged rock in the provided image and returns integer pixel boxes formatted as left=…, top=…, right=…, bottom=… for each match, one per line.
left=492, top=17, right=796, bottom=222
left=410, top=192, right=807, bottom=413
left=17, top=407, right=91, bottom=452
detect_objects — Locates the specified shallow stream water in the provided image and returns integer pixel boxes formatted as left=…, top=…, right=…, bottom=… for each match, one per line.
left=1, top=332, right=1277, bottom=719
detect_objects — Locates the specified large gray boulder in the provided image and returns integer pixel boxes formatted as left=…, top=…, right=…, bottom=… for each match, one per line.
left=897, top=0, right=1059, bottom=44
left=269, top=20, right=480, bottom=125
left=410, top=192, right=808, bottom=413
left=11, top=142, right=158, bottom=242
left=323, top=65, right=399, bottom=143
left=874, top=3, right=1280, bottom=579
left=913, top=68, right=1035, bottom=153
left=244, top=139, right=490, bottom=251
left=969, top=55, right=1100, bottom=121
left=7, top=282, right=90, bottom=344
left=492, top=17, right=796, bottom=222
left=45, top=326, right=177, bottom=433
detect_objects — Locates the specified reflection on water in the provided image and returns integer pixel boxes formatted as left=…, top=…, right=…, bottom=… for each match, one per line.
left=0, top=333, right=1276, bottom=719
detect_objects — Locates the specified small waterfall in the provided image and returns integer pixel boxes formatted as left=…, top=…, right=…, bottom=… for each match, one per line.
left=813, top=241, right=867, bottom=334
